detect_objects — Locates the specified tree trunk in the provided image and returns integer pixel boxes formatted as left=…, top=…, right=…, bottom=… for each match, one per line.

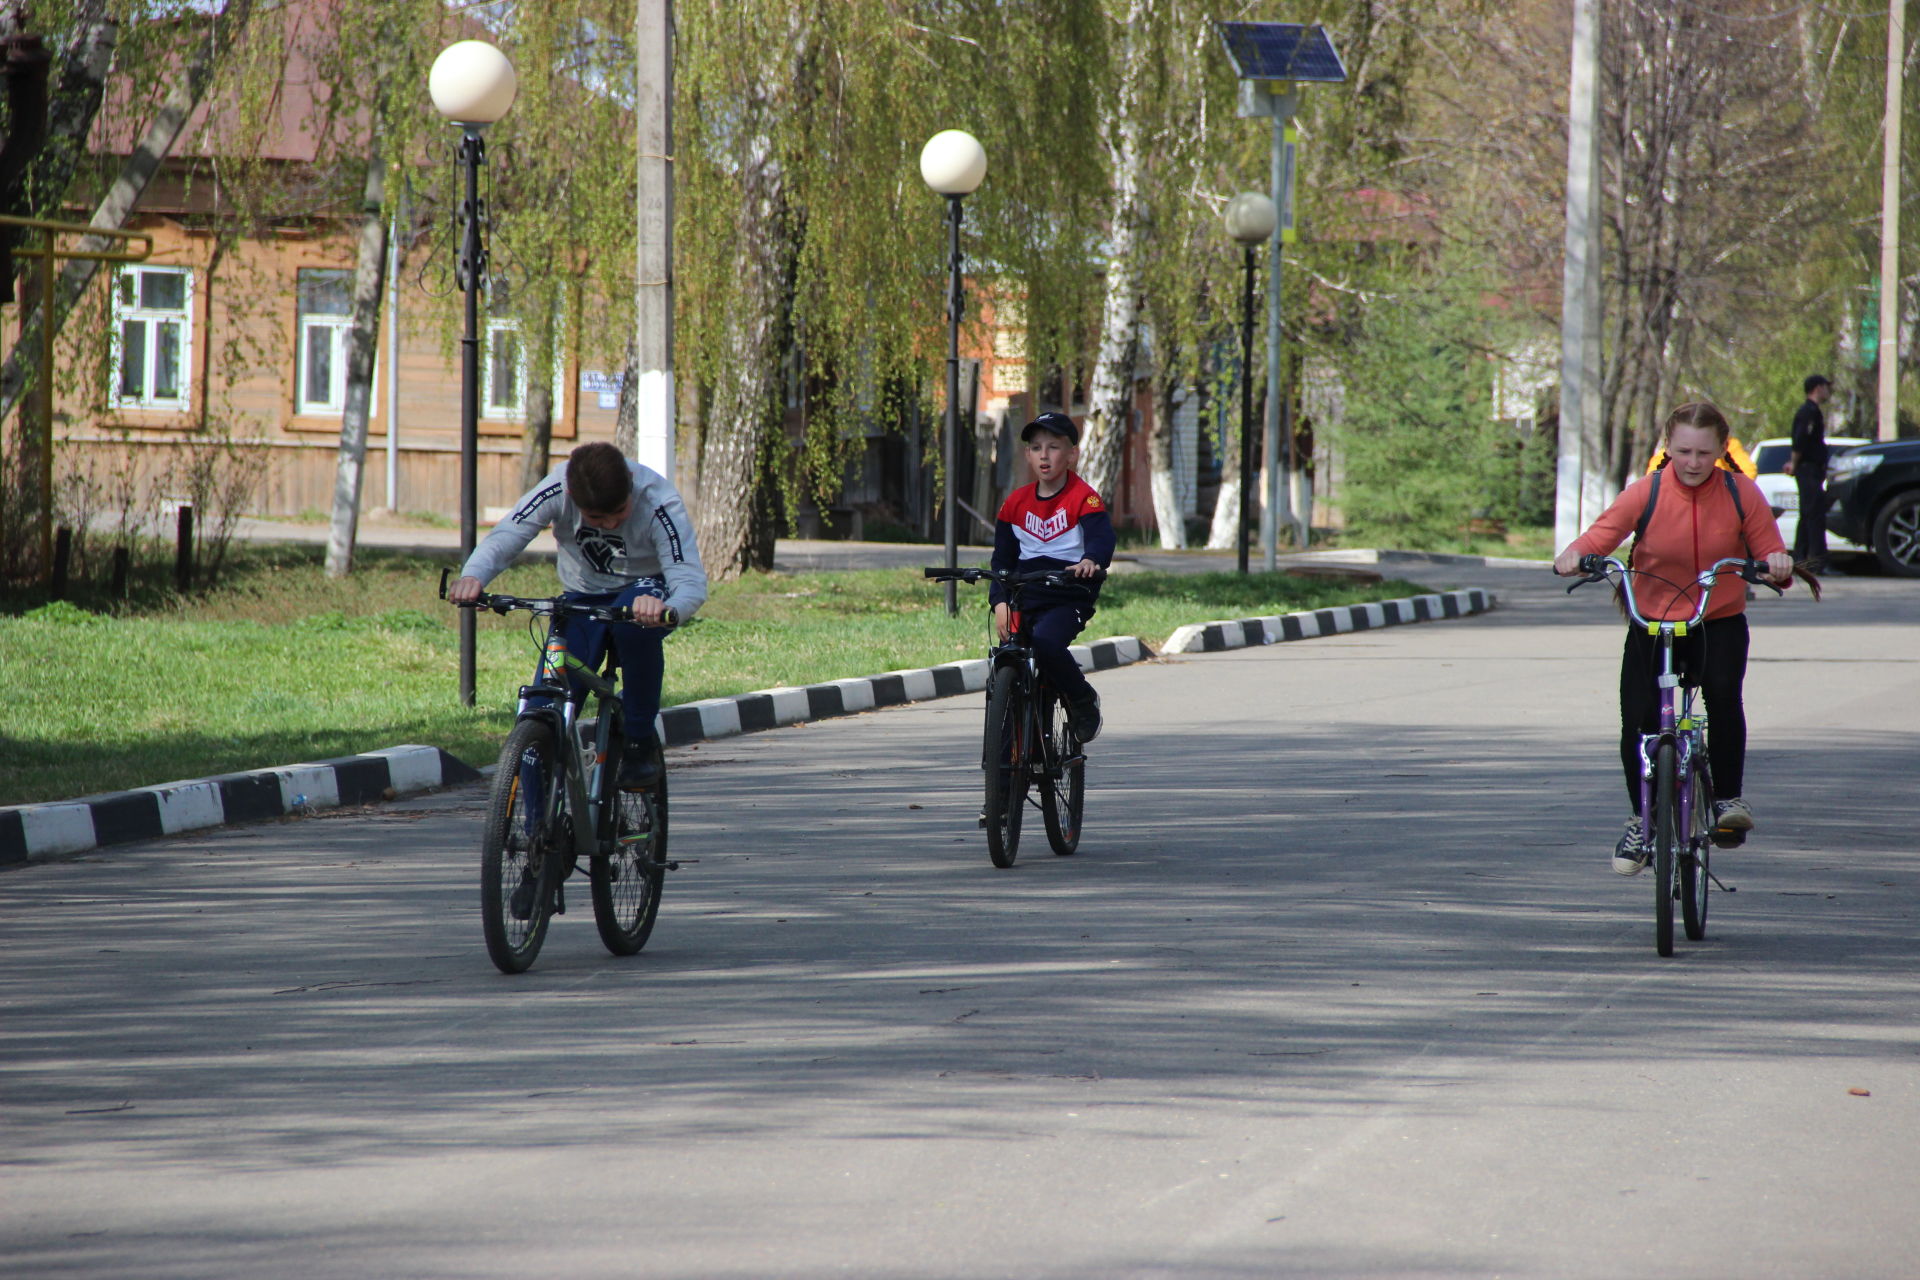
left=612, top=330, right=639, bottom=457
left=0, top=0, right=255, bottom=430
left=325, top=139, right=388, bottom=578
left=519, top=301, right=558, bottom=490
left=1149, top=374, right=1186, bottom=549
left=694, top=128, right=788, bottom=580
left=1076, top=0, right=1148, bottom=501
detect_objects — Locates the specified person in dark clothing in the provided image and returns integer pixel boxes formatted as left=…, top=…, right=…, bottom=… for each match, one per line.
left=989, top=412, right=1115, bottom=742
left=1784, top=373, right=1833, bottom=571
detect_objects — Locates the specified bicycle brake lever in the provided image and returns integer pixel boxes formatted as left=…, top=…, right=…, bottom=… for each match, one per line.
left=438, top=567, right=450, bottom=600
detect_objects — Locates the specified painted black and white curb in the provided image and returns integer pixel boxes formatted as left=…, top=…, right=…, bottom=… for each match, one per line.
left=0, top=746, right=480, bottom=867
left=651, top=635, right=1153, bottom=747
left=1161, top=588, right=1495, bottom=654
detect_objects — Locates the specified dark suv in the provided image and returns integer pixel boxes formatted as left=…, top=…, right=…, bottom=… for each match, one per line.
left=1826, top=440, right=1920, bottom=577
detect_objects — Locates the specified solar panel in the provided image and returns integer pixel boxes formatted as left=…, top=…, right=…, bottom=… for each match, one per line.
left=1216, top=23, right=1348, bottom=84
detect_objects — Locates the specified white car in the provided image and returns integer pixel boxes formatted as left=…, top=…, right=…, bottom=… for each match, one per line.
left=1749, top=435, right=1871, bottom=557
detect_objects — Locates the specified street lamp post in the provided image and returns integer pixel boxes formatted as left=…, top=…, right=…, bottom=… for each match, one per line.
left=430, top=40, right=517, bottom=706
left=1216, top=23, right=1346, bottom=566
left=919, top=129, right=986, bottom=618
left=1225, top=193, right=1277, bottom=576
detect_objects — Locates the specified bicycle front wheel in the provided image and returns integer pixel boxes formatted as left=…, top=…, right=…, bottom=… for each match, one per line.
left=1682, top=757, right=1712, bottom=942
left=1041, top=692, right=1084, bottom=857
left=983, top=664, right=1027, bottom=869
left=592, top=744, right=667, bottom=956
left=1652, top=741, right=1679, bottom=957
left=481, top=719, right=567, bottom=974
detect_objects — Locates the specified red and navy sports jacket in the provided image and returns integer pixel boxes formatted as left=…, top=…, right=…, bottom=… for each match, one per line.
left=990, top=473, right=1115, bottom=608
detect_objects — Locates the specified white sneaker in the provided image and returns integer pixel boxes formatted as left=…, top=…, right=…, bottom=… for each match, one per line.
left=1715, top=797, right=1754, bottom=831
left=1612, top=816, right=1649, bottom=876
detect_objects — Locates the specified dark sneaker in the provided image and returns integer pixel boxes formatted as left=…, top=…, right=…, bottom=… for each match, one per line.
left=617, top=741, right=661, bottom=791
left=1714, top=797, right=1754, bottom=831
left=509, top=873, right=539, bottom=920
left=1612, top=816, right=1649, bottom=876
left=1067, top=693, right=1102, bottom=744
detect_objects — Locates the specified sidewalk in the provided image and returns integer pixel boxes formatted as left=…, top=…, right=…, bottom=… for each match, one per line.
left=232, top=513, right=1545, bottom=577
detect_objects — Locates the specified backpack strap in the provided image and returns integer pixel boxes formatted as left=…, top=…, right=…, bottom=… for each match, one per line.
left=1721, top=466, right=1752, bottom=558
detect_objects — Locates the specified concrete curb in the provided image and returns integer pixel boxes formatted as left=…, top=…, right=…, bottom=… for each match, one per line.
left=0, top=746, right=481, bottom=868
left=1161, top=588, right=1496, bottom=654
left=650, top=635, right=1154, bottom=747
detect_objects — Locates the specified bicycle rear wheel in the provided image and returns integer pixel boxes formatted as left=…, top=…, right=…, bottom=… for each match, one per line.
left=1652, top=741, right=1678, bottom=957
left=983, top=664, right=1027, bottom=869
left=481, top=719, right=567, bottom=974
left=591, top=742, right=667, bottom=956
left=1041, top=692, right=1084, bottom=856
left=1681, top=757, right=1712, bottom=942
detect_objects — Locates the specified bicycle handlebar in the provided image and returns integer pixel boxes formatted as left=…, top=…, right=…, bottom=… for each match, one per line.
left=1565, top=554, right=1781, bottom=629
left=923, top=565, right=1107, bottom=588
left=438, top=568, right=678, bottom=627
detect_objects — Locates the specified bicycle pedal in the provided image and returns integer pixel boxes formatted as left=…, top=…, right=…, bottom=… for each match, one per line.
left=1710, top=826, right=1747, bottom=848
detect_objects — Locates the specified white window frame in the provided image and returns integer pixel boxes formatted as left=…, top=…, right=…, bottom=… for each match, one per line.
left=111, top=265, right=194, bottom=411
left=296, top=269, right=353, bottom=415
left=482, top=315, right=565, bottom=422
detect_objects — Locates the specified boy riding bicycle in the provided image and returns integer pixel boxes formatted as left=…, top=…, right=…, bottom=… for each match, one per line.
left=448, top=442, right=708, bottom=790
left=990, top=412, right=1115, bottom=742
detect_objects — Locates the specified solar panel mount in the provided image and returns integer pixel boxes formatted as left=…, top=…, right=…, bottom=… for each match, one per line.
left=1216, top=23, right=1348, bottom=85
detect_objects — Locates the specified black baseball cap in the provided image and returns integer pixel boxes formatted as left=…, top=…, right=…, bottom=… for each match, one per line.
left=1805, top=373, right=1832, bottom=393
left=1021, top=411, right=1079, bottom=445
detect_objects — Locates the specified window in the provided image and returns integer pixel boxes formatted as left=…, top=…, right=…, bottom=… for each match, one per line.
left=112, top=266, right=192, bottom=410
left=297, top=269, right=353, bottom=414
left=484, top=317, right=525, bottom=418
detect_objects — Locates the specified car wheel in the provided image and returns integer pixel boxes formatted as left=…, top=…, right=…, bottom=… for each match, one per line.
left=1869, top=491, right=1920, bottom=578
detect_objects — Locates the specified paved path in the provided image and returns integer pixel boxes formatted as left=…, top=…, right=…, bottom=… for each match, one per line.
left=4, top=570, right=1917, bottom=1278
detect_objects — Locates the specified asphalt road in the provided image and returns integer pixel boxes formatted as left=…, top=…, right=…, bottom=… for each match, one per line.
left=4, top=565, right=1917, bottom=1279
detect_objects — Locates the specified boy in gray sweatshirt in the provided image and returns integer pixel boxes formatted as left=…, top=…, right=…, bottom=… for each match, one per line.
left=449, top=442, right=707, bottom=788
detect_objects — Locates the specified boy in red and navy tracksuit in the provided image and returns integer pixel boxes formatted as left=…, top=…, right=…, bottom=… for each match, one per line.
left=990, top=412, right=1116, bottom=741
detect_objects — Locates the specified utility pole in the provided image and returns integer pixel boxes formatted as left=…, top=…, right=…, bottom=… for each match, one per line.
left=1878, top=0, right=1905, bottom=442
left=636, top=0, right=675, bottom=478
left=1555, top=0, right=1601, bottom=547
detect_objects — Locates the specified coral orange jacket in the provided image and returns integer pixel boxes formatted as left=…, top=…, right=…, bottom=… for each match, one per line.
left=1570, top=468, right=1787, bottom=621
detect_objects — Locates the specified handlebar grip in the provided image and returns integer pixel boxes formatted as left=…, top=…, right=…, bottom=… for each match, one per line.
left=660, top=606, right=679, bottom=627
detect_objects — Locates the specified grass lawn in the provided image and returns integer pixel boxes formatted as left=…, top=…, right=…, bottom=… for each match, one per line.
left=0, top=543, right=1430, bottom=806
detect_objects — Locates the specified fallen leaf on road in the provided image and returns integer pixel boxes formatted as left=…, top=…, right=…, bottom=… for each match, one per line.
left=1848, top=1087, right=1871, bottom=1097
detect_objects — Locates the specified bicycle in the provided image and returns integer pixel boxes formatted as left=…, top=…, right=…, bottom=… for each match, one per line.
left=1565, top=553, right=1781, bottom=956
left=442, top=570, right=678, bottom=973
left=924, top=565, right=1104, bottom=868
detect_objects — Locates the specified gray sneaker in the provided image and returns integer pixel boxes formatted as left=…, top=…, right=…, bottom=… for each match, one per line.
left=1715, top=797, right=1754, bottom=831
left=1612, top=816, right=1649, bottom=876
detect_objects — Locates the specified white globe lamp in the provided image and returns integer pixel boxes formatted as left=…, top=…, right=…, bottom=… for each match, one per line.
left=430, top=40, right=518, bottom=126
left=1224, top=192, right=1278, bottom=244
left=919, top=130, right=987, bottom=196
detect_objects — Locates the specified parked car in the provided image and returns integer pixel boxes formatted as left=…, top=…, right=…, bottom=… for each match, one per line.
left=1826, top=439, right=1920, bottom=577
left=1748, top=435, right=1872, bottom=559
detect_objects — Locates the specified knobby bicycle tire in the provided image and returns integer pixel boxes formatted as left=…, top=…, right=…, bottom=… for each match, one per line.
left=1041, top=691, right=1084, bottom=856
left=591, top=739, right=668, bottom=956
left=1682, top=756, right=1712, bottom=942
left=983, top=664, right=1028, bottom=868
left=481, top=719, right=567, bottom=974
left=1653, top=741, right=1679, bottom=957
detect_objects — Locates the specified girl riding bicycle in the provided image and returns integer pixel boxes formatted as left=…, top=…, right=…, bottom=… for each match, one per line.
left=1552, top=402, right=1795, bottom=874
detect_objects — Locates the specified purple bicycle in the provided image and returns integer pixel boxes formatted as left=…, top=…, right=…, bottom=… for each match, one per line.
left=1567, top=553, right=1781, bottom=955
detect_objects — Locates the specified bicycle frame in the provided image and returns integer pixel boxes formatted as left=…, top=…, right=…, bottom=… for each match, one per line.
left=1577, top=554, right=1756, bottom=857
left=514, top=613, right=625, bottom=860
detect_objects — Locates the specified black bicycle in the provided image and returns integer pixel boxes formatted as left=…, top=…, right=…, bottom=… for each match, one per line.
left=443, top=571, right=677, bottom=973
left=925, top=566, right=1103, bottom=868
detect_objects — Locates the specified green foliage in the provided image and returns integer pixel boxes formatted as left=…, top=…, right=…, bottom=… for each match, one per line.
left=0, top=545, right=1420, bottom=805
left=1327, top=250, right=1524, bottom=546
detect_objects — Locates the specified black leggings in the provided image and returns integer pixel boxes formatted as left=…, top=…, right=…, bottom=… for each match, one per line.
left=1618, top=614, right=1750, bottom=810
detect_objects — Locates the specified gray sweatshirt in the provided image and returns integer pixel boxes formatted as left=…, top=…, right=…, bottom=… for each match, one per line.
left=460, top=461, right=708, bottom=620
